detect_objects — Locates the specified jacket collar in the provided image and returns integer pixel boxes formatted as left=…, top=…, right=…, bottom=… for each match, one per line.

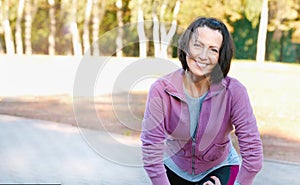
left=163, top=69, right=227, bottom=101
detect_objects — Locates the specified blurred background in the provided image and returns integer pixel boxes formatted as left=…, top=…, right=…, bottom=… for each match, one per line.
left=0, top=0, right=300, bottom=165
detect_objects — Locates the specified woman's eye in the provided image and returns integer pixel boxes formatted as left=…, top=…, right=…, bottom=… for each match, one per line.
left=211, top=49, right=219, bottom=53
left=193, top=43, right=202, bottom=48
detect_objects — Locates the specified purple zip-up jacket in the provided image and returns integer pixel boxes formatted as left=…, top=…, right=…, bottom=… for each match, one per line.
left=141, top=69, right=263, bottom=185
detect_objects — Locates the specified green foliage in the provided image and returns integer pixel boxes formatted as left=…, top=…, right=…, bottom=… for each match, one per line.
left=266, top=30, right=299, bottom=62
left=232, top=17, right=258, bottom=59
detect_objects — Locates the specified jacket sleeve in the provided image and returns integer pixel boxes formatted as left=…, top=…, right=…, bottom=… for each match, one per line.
left=141, top=83, right=171, bottom=185
left=230, top=83, right=263, bottom=185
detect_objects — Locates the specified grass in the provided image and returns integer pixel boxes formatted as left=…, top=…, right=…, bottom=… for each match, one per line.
left=230, top=60, right=300, bottom=141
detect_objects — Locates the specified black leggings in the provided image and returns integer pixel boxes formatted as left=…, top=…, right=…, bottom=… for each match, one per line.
left=165, top=165, right=239, bottom=185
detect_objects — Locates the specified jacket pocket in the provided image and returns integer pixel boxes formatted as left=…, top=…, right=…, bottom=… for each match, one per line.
left=201, top=140, right=230, bottom=162
left=165, top=138, right=187, bottom=157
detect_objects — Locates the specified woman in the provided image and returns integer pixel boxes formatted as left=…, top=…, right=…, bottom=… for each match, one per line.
left=141, top=17, right=263, bottom=185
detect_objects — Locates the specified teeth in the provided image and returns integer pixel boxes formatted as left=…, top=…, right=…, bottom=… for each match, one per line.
left=196, top=61, right=208, bottom=68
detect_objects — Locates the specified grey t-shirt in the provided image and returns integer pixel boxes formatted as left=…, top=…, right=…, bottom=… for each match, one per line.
left=184, top=87, right=207, bottom=138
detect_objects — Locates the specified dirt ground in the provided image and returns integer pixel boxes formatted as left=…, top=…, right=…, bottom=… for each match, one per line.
left=1, top=93, right=300, bottom=164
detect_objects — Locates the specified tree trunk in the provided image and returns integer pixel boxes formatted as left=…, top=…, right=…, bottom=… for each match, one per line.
left=24, top=0, right=32, bottom=55
left=279, top=31, right=285, bottom=62
left=256, top=0, right=268, bottom=63
left=3, top=0, right=15, bottom=55
left=296, top=44, right=300, bottom=63
left=160, top=0, right=180, bottom=58
left=152, top=2, right=160, bottom=57
left=153, top=0, right=181, bottom=58
left=83, top=0, right=92, bottom=55
left=71, top=0, right=82, bottom=56
left=265, top=31, right=271, bottom=61
left=60, top=0, right=72, bottom=55
left=92, top=0, right=100, bottom=56
left=15, top=0, right=25, bottom=55
left=0, top=2, right=4, bottom=54
left=116, top=0, right=123, bottom=57
left=48, top=0, right=56, bottom=55
left=93, top=0, right=100, bottom=56
left=92, top=0, right=106, bottom=56
left=0, top=42, right=4, bottom=54
left=137, top=0, right=147, bottom=58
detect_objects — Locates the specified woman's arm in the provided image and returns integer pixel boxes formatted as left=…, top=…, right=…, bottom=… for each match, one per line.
left=230, top=83, right=263, bottom=185
left=141, top=84, right=170, bottom=185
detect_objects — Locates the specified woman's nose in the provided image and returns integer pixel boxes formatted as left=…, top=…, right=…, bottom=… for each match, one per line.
left=198, top=48, right=208, bottom=60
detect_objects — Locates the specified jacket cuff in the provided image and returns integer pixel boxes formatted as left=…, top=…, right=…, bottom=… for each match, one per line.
left=237, top=165, right=259, bottom=185
left=150, top=173, right=171, bottom=185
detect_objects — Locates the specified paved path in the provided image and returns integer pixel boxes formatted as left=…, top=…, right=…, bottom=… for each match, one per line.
left=0, top=114, right=299, bottom=185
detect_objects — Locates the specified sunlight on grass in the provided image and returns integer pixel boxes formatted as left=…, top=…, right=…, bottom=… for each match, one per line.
left=230, top=60, right=300, bottom=141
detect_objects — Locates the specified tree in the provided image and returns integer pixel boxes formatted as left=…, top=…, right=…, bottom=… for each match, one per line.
left=130, top=0, right=181, bottom=58
left=136, top=0, right=147, bottom=58
left=70, top=0, right=82, bottom=56
left=116, top=0, right=124, bottom=57
left=152, top=0, right=181, bottom=58
left=92, top=0, right=106, bottom=56
left=48, top=0, right=56, bottom=55
left=83, top=0, right=92, bottom=55
left=24, top=0, right=32, bottom=54
left=0, top=1, right=4, bottom=54
left=256, top=0, right=268, bottom=63
left=268, top=0, right=299, bottom=61
left=3, top=0, right=15, bottom=54
left=15, top=0, right=25, bottom=55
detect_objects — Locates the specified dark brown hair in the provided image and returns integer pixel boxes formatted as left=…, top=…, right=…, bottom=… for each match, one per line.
left=178, top=17, right=234, bottom=83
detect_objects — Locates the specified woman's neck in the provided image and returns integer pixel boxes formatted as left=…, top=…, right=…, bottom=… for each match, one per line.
left=184, top=70, right=210, bottom=98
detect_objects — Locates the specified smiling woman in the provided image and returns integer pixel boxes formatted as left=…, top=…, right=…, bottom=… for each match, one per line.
left=188, top=27, right=221, bottom=64
left=141, top=17, right=263, bottom=185
left=184, top=26, right=223, bottom=98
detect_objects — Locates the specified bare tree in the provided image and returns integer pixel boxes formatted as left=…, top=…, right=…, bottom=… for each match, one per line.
left=3, top=0, right=15, bottom=54
left=152, top=1, right=160, bottom=57
left=152, top=0, right=181, bottom=58
left=256, top=0, right=268, bottom=63
left=83, top=0, right=92, bottom=55
left=15, top=0, right=25, bottom=55
left=116, top=0, right=123, bottom=57
left=24, top=0, right=32, bottom=55
left=160, top=0, right=180, bottom=58
left=92, top=0, right=106, bottom=56
left=137, top=0, right=147, bottom=58
left=71, top=0, right=82, bottom=56
left=0, top=1, right=4, bottom=54
left=48, top=0, right=56, bottom=55
left=92, top=0, right=100, bottom=56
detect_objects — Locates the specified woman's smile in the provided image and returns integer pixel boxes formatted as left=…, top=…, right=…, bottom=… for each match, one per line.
left=195, top=60, right=209, bottom=68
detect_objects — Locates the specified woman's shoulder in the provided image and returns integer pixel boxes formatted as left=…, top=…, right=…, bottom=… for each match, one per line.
left=223, top=76, right=249, bottom=98
left=224, top=76, right=246, bottom=90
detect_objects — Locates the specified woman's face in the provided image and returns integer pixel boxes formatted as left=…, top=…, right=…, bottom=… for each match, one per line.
left=186, top=26, right=223, bottom=79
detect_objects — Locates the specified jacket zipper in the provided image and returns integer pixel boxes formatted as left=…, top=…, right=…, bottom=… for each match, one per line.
left=192, top=137, right=196, bottom=175
left=191, top=93, right=208, bottom=176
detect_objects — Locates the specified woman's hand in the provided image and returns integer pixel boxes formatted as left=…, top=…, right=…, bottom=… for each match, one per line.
left=203, top=176, right=221, bottom=185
